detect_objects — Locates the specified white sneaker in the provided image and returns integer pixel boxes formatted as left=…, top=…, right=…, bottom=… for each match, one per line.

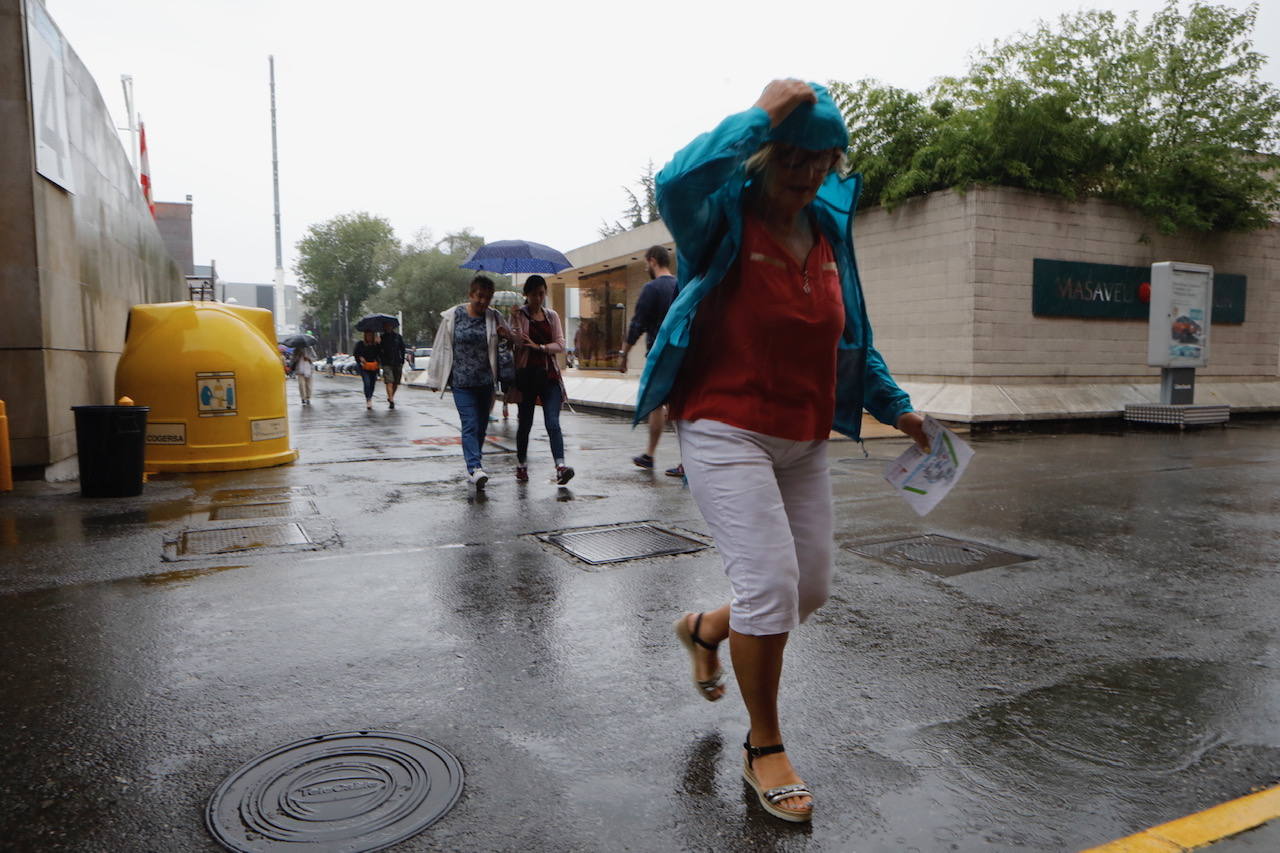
left=469, top=469, right=489, bottom=488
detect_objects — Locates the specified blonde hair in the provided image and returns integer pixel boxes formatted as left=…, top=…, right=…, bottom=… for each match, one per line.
left=745, top=142, right=847, bottom=178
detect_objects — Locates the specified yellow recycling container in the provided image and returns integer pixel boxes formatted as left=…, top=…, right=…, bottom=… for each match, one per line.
left=115, top=301, right=298, bottom=472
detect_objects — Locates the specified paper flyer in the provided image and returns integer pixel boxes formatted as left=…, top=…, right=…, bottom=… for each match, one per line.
left=882, top=415, right=974, bottom=516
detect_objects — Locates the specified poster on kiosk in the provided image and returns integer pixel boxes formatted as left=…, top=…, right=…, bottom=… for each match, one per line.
left=1147, top=262, right=1213, bottom=368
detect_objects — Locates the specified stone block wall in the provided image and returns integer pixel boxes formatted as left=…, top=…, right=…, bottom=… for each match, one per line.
left=855, top=189, right=976, bottom=378
left=856, top=185, right=1279, bottom=387
left=968, top=186, right=1278, bottom=383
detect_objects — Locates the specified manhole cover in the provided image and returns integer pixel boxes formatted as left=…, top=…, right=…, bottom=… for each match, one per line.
left=847, top=534, right=1034, bottom=576
left=543, top=523, right=707, bottom=565
left=206, top=730, right=463, bottom=852
left=180, top=523, right=311, bottom=556
left=210, top=501, right=318, bottom=521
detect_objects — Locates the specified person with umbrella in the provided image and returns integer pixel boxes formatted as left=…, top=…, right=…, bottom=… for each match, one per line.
left=460, top=244, right=571, bottom=428
left=282, top=334, right=318, bottom=406
left=507, top=275, right=573, bottom=485
left=353, top=329, right=382, bottom=411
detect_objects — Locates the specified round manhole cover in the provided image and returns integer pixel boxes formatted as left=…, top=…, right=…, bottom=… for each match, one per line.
left=892, top=541, right=987, bottom=566
left=206, top=730, right=463, bottom=852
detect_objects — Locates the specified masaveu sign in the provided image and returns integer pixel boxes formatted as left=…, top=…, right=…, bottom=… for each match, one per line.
left=1032, top=259, right=1246, bottom=323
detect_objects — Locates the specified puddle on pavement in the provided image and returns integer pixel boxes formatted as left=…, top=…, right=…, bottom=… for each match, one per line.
left=914, top=659, right=1226, bottom=777
left=879, top=657, right=1262, bottom=848
left=137, top=565, right=247, bottom=586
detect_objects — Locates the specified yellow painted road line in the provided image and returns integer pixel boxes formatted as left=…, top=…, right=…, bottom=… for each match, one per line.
left=1082, top=785, right=1280, bottom=852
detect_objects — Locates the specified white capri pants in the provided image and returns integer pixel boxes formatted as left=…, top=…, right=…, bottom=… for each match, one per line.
left=677, top=418, right=834, bottom=636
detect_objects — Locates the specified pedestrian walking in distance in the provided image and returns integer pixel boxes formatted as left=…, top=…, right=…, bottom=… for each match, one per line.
left=290, top=346, right=315, bottom=405
left=508, top=275, right=574, bottom=485
left=353, top=330, right=381, bottom=411
left=380, top=320, right=407, bottom=409
left=425, top=275, right=514, bottom=490
left=640, top=79, right=929, bottom=823
left=622, top=246, right=681, bottom=476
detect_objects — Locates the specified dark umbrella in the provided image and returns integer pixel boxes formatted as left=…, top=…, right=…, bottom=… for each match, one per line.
left=281, top=333, right=317, bottom=348
left=460, top=240, right=572, bottom=275
left=355, top=313, right=399, bottom=332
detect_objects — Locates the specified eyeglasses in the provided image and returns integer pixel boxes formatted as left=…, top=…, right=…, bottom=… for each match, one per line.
left=774, top=146, right=838, bottom=172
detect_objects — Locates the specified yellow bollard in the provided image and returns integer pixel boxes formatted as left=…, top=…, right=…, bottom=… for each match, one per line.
left=0, top=400, right=12, bottom=492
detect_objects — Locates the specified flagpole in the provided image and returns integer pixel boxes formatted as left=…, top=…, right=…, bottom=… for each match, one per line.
left=119, top=75, right=138, bottom=175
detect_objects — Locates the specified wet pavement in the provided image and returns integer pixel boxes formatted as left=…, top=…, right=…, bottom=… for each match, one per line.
left=1, top=375, right=1278, bottom=852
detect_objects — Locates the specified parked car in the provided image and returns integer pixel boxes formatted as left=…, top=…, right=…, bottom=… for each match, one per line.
left=408, top=347, right=432, bottom=370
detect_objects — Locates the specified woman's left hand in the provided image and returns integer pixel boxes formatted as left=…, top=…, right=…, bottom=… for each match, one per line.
left=518, top=334, right=537, bottom=348
left=896, top=411, right=929, bottom=452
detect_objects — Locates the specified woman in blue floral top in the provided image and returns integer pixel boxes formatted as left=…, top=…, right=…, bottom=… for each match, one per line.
left=426, top=275, right=514, bottom=489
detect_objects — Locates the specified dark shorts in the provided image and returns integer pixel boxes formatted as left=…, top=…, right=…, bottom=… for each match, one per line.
left=381, top=363, right=403, bottom=384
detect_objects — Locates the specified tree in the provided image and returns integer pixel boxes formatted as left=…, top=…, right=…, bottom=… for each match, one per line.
left=295, top=212, right=400, bottom=351
left=599, top=160, right=662, bottom=237
left=365, top=229, right=512, bottom=345
left=831, top=1, right=1280, bottom=233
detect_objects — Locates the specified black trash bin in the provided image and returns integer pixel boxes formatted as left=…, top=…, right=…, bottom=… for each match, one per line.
left=71, top=404, right=150, bottom=498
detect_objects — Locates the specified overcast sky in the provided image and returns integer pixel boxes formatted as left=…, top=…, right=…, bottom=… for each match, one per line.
left=47, top=0, right=1280, bottom=285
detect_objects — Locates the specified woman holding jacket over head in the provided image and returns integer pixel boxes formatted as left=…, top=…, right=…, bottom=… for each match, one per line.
left=507, top=275, right=573, bottom=485
left=638, top=79, right=928, bottom=823
left=425, top=274, right=514, bottom=490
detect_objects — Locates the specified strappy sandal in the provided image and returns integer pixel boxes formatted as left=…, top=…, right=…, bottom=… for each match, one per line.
left=673, top=612, right=726, bottom=702
left=742, top=735, right=813, bottom=823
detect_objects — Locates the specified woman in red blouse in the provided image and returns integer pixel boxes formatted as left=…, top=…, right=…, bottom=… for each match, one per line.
left=668, top=80, right=927, bottom=822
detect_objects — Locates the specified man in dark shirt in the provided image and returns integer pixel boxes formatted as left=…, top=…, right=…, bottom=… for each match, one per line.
left=621, top=245, right=682, bottom=476
left=380, top=320, right=407, bottom=409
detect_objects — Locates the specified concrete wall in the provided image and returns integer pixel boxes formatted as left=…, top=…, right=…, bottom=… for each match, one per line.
left=856, top=189, right=977, bottom=378
left=0, top=0, right=185, bottom=473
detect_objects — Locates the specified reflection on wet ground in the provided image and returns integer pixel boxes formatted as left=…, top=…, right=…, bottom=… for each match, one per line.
left=0, top=382, right=1277, bottom=851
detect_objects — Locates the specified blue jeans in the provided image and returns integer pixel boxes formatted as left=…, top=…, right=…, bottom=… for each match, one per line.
left=516, top=378, right=565, bottom=464
left=360, top=369, right=379, bottom=400
left=452, top=386, right=493, bottom=473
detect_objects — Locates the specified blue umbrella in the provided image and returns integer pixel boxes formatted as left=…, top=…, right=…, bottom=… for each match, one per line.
left=460, top=240, right=572, bottom=275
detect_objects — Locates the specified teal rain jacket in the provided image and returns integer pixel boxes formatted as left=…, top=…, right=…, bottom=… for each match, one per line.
left=633, top=106, right=914, bottom=440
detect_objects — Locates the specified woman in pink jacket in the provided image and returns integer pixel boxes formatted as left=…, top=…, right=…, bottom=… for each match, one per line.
left=508, top=275, right=573, bottom=485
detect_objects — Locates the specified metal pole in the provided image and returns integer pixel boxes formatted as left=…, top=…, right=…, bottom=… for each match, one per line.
left=269, top=56, right=285, bottom=334
left=119, top=75, right=137, bottom=175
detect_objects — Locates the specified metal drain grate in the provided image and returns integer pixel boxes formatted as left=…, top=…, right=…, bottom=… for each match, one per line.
left=209, top=500, right=318, bottom=521
left=207, top=730, right=463, bottom=853
left=179, top=523, right=311, bottom=556
left=543, top=524, right=707, bottom=565
left=847, top=534, right=1034, bottom=576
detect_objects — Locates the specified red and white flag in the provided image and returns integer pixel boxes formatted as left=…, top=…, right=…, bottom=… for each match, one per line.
left=138, top=118, right=155, bottom=217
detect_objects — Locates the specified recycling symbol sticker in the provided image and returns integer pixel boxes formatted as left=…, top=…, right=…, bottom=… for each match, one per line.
left=196, top=372, right=238, bottom=416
